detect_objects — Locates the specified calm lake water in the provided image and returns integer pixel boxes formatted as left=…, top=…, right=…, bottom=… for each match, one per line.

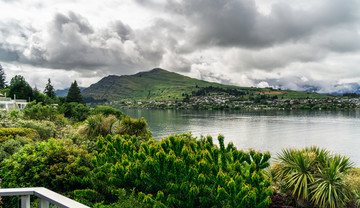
left=122, top=109, right=360, bottom=165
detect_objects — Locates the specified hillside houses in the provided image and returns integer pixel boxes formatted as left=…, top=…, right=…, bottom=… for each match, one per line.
left=125, top=95, right=360, bottom=111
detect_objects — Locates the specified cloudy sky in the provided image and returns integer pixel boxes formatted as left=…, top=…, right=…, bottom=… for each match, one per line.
left=1, top=0, right=360, bottom=93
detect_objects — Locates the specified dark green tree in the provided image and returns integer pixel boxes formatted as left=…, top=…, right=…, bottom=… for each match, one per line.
left=8, top=75, right=33, bottom=100
left=33, top=86, right=45, bottom=103
left=0, top=64, right=6, bottom=89
left=66, top=80, right=84, bottom=103
left=43, top=78, right=56, bottom=99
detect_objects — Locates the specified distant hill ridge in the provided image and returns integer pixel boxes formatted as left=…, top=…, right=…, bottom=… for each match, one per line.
left=82, top=68, right=233, bottom=102
left=82, top=68, right=328, bottom=103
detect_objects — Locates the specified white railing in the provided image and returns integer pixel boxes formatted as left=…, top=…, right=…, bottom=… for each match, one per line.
left=0, top=97, right=11, bottom=101
left=0, top=187, right=90, bottom=208
left=0, top=98, right=28, bottom=111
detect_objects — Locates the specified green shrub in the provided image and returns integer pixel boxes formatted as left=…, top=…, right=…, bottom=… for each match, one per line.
left=59, top=102, right=90, bottom=122
left=0, top=136, right=31, bottom=163
left=91, top=106, right=124, bottom=119
left=54, top=114, right=70, bottom=126
left=0, top=127, right=40, bottom=141
left=111, top=116, right=152, bottom=139
left=75, top=134, right=272, bottom=207
left=17, top=120, right=56, bottom=140
left=9, top=110, right=20, bottom=119
left=75, top=189, right=149, bottom=208
left=0, top=113, right=19, bottom=128
left=0, top=138, right=92, bottom=194
left=23, top=101, right=57, bottom=121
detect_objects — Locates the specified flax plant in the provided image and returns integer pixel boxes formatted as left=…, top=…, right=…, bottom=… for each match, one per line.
left=272, top=146, right=357, bottom=208
left=310, top=155, right=354, bottom=208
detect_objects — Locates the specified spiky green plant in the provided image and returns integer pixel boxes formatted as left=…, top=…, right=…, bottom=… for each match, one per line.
left=275, top=148, right=315, bottom=200
left=81, top=114, right=117, bottom=138
left=310, top=155, right=354, bottom=208
left=273, top=147, right=357, bottom=208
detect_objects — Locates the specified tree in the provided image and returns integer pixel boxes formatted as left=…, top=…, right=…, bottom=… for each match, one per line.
left=0, top=64, right=6, bottom=89
left=66, top=80, right=84, bottom=103
left=8, top=75, right=33, bottom=100
left=43, top=78, right=56, bottom=99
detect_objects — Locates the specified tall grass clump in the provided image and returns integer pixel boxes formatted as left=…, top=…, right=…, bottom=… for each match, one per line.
left=78, top=114, right=117, bottom=138
left=111, top=116, right=152, bottom=139
left=271, top=146, right=359, bottom=208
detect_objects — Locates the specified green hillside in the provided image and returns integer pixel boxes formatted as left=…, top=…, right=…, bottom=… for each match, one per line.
left=82, top=68, right=329, bottom=103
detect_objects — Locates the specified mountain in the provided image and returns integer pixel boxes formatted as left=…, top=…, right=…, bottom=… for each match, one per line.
left=82, top=68, right=232, bottom=102
left=55, top=87, right=85, bottom=97
left=82, top=68, right=329, bottom=103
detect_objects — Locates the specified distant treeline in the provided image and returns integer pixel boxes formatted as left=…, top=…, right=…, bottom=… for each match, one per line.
left=343, top=93, right=360, bottom=98
left=192, top=86, right=247, bottom=96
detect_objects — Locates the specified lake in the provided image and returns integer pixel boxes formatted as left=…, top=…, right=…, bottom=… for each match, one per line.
left=122, top=109, right=360, bottom=165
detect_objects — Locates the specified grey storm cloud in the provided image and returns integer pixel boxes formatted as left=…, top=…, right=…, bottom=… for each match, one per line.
left=0, top=11, right=189, bottom=75
left=167, top=0, right=360, bottom=49
left=53, top=12, right=94, bottom=35
left=0, top=20, right=35, bottom=63
left=113, top=21, right=133, bottom=41
left=0, top=46, right=19, bottom=62
left=3, top=12, right=173, bottom=75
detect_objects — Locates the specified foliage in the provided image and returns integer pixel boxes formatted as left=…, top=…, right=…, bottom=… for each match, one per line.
left=32, top=86, right=46, bottom=103
left=0, top=63, right=6, bottom=89
left=59, top=102, right=90, bottom=122
left=75, top=188, right=149, bottom=208
left=111, top=116, right=152, bottom=139
left=0, top=127, right=40, bottom=141
left=66, top=80, right=84, bottom=103
left=74, top=134, right=272, bottom=207
left=9, top=110, right=20, bottom=119
left=8, top=75, right=33, bottom=100
left=78, top=114, right=117, bottom=139
left=272, top=146, right=356, bottom=208
left=43, top=78, right=56, bottom=99
left=0, top=138, right=92, bottom=194
left=0, top=136, right=30, bottom=163
left=23, top=101, right=58, bottom=121
left=17, top=120, right=56, bottom=140
left=91, top=105, right=125, bottom=119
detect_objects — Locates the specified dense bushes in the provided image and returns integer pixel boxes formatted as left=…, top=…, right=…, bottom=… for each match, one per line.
left=0, top=127, right=40, bottom=164
left=59, top=102, right=90, bottom=122
left=17, top=120, right=56, bottom=140
left=1, top=138, right=92, bottom=194
left=74, top=134, right=272, bottom=207
left=23, top=101, right=57, bottom=121
left=0, top=127, right=40, bottom=141
left=0, top=134, right=33, bottom=163
left=3, top=102, right=360, bottom=208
